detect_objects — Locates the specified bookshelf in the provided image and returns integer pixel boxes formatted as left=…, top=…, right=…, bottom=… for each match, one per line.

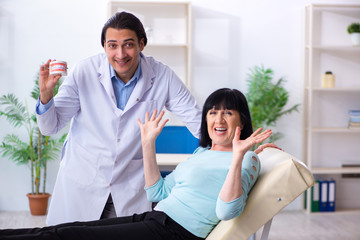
left=107, top=1, right=192, bottom=89
left=303, top=4, right=360, bottom=213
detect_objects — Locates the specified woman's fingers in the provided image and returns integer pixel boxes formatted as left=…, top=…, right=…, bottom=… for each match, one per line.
left=137, top=118, right=143, bottom=127
left=159, top=118, right=169, bottom=131
left=250, top=127, right=263, bottom=137
left=261, top=143, right=282, bottom=151
left=259, top=129, right=272, bottom=137
left=246, top=128, right=272, bottom=146
left=150, top=109, right=158, bottom=121
left=249, top=128, right=269, bottom=138
left=257, top=129, right=272, bottom=141
left=233, top=126, right=241, bottom=141
left=141, top=110, right=167, bottom=127
left=144, top=111, right=150, bottom=122
left=156, top=110, right=168, bottom=130
left=156, top=110, right=165, bottom=123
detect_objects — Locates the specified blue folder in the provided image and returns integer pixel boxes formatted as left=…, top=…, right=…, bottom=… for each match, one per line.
left=327, top=179, right=336, bottom=212
left=156, top=126, right=199, bottom=154
left=319, top=180, right=328, bottom=212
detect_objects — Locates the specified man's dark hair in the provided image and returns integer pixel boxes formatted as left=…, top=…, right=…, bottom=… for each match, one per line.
left=101, top=11, right=147, bottom=47
left=199, top=88, right=253, bottom=148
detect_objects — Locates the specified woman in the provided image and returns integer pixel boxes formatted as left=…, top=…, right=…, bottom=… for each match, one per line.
left=0, top=88, right=271, bottom=240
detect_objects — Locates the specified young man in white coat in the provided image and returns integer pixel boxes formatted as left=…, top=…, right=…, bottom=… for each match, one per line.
left=36, top=11, right=202, bottom=225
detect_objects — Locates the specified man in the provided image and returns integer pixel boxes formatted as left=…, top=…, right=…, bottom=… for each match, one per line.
left=37, top=12, right=201, bottom=225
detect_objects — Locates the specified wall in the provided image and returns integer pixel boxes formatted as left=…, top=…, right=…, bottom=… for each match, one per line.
left=0, top=0, right=358, bottom=211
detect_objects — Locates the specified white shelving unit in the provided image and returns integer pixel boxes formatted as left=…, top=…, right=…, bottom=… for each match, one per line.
left=303, top=4, right=360, bottom=212
left=107, top=1, right=192, bottom=88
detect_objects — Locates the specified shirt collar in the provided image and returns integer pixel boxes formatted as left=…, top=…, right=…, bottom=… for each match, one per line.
left=109, top=55, right=141, bottom=86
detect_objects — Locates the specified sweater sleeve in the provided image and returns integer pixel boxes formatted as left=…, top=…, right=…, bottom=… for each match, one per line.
left=145, top=171, right=176, bottom=202
left=215, top=151, right=259, bottom=220
left=215, top=194, right=246, bottom=220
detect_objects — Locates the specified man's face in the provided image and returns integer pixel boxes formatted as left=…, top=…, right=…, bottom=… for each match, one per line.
left=104, top=28, right=144, bottom=83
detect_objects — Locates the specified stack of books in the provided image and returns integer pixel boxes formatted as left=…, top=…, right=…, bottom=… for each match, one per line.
left=349, top=110, right=360, bottom=129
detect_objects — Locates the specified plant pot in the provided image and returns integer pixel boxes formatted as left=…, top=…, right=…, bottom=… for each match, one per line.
left=26, top=193, right=51, bottom=215
left=350, top=33, right=360, bottom=46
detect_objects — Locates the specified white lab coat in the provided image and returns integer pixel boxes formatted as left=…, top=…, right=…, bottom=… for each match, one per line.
left=37, top=53, right=202, bottom=225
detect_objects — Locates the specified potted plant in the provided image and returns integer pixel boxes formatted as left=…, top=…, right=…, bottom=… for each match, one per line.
left=0, top=71, right=66, bottom=215
left=246, top=65, right=300, bottom=149
left=347, top=22, right=360, bottom=46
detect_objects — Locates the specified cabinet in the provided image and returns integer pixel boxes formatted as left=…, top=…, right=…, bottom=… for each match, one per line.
left=303, top=4, right=360, bottom=212
left=107, top=1, right=192, bottom=89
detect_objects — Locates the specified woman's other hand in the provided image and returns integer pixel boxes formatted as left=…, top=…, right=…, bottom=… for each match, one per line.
left=137, top=110, right=169, bottom=145
left=254, top=143, right=282, bottom=154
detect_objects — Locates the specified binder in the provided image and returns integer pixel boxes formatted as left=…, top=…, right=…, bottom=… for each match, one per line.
left=311, top=180, right=320, bottom=212
left=319, top=180, right=328, bottom=212
left=327, top=179, right=336, bottom=212
left=156, top=126, right=199, bottom=154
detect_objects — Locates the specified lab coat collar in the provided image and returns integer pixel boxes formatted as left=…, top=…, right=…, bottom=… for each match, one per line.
left=96, top=53, right=155, bottom=114
left=123, top=52, right=155, bottom=112
left=97, top=55, right=117, bottom=106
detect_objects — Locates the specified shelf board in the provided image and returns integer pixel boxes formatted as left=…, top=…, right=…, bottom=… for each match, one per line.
left=310, top=127, right=360, bottom=133
left=309, top=87, right=360, bottom=92
left=305, top=208, right=360, bottom=215
left=306, top=45, right=360, bottom=51
left=311, top=167, right=360, bottom=174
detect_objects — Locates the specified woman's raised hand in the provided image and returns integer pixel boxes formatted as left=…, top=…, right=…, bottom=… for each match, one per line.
left=137, top=110, right=169, bottom=145
left=39, top=59, right=62, bottom=104
left=232, top=127, right=272, bottom=155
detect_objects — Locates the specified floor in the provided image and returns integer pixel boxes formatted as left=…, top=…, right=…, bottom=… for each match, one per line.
left=0, top=210, right=360, bottom=239
left=255, top=210, right=360, bottom=240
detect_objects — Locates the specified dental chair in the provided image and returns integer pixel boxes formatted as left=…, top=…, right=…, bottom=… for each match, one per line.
left=206, top=148, right=315, bottom=240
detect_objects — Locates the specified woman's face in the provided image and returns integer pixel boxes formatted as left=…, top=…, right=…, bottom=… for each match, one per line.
left=206, top=107, right=242, bottom=151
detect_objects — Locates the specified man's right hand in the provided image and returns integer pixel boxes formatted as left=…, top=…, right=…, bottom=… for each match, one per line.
left=39, top=59, right=62, bottom=104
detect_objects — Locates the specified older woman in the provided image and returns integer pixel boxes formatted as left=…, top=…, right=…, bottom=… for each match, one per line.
left=0, top=88, right=271, bottom=240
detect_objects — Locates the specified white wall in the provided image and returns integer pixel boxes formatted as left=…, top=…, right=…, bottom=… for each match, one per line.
left=0, top=0, right=358, bottom=211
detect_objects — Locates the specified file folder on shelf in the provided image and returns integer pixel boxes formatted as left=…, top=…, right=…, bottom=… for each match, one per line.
left=319, top=180, right=328, bottom=212
left=327, top=179, right=336, bottom=212
left=311, top=180, right=320, bottom=212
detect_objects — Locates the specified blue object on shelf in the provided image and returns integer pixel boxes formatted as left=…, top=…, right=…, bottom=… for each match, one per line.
left=156, top=126, right=199, bottom=154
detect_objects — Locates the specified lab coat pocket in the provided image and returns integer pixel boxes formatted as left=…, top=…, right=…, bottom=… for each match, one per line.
left=127, top=158, right=145, bottom=192
left=63, top=141, right=99, bottom=186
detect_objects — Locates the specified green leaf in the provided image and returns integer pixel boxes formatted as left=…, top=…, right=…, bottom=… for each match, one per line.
left=0, top=134, right=33, bottom=165
left=1, top=67, right=67, bottom=194
left=246, top=65, right=300, bottom=144
left=347, top=23, right=360, bottom=34
left=0, top=94, right=29, bottom=128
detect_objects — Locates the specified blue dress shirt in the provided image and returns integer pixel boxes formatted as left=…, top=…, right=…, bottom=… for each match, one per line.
left=110, top=57, right=141, bottom=110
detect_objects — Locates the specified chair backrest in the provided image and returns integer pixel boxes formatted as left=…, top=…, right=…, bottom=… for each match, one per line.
left=206, top=148, right=315, bottom=240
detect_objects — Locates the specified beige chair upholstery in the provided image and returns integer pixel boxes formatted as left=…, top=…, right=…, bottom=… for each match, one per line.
left=206, top=148, right=315, bottom=240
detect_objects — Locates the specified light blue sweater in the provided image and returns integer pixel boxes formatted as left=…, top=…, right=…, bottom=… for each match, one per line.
left=145, top=147, right=259, bottom=238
